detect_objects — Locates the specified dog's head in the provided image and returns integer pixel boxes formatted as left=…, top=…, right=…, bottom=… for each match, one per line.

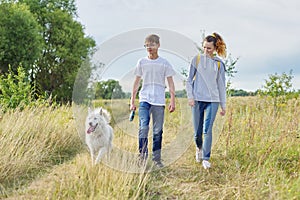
left=86, top=107, right=111, bottom=134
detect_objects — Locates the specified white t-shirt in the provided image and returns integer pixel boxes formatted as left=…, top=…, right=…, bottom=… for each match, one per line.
left=134, top=56, right=176, bottom=106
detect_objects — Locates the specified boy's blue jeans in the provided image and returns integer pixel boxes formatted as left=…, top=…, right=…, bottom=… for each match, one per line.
left=138, top=102, right=164, bottom=162
left=192, top=101, right=219, bottom=161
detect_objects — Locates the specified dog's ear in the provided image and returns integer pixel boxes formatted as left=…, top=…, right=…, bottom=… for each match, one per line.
left=99, top=107, right=103, bottom=115
left=88, top=107, right=92, bottom=114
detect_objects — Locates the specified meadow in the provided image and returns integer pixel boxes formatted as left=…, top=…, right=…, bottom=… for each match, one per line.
left=0, top=97, right=299, bottom=199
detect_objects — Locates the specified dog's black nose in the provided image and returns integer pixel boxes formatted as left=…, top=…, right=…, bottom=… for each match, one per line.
left=89, top=122, right=93, bottom=126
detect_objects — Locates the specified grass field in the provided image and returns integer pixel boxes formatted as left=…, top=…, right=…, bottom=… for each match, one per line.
left=0, top=97, right=299, bottom=199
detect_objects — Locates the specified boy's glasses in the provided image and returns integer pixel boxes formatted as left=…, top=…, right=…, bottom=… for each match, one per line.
left=144, top=43, right=157, bottom=48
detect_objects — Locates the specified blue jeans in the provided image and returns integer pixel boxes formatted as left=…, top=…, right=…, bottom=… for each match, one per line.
left=138, top=102, right=164, bottom=162
left=192, top=101, right=219, bottom=160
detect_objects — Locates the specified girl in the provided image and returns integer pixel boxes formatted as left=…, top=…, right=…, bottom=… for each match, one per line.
left=186, top=32, right=227, bottom=169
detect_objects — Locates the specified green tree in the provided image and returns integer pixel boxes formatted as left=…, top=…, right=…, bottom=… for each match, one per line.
left=24, top=0, right=95, bottom=103
left=95, top=79, right=125, bottom=99
left=3, top=0, right=96, bottom=103
left=35, top=8, right=95, bottom=102
left=258, top=70, right=295, bottom=112
left=0, top=2, right=43, bottom=74
left=224, top=54, right=238, bottom=96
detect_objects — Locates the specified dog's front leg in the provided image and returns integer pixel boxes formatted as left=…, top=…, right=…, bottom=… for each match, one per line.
left=90, top=148, right=96, bottom=166
left=95, top=147, right=107, bottom=164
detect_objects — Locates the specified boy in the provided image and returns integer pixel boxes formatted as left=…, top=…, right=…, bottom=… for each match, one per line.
left=130, top=34, right=176, bottom=168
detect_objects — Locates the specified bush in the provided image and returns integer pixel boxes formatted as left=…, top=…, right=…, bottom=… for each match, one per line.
left=258, top=70, right=297, bottom=114
left=0, top=66, right=53, bottom=111
left=0, top=66, right=33, bottom=110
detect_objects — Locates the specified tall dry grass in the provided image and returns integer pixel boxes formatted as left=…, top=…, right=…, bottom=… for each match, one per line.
left=0, top=105, right=83, bottom=197
left=0, top=97, right=299, bottom=199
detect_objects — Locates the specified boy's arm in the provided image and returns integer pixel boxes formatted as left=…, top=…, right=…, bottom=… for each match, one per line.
left=167, top=76, right=175, bottom=112
left=130, top=76, right=141, bottom=111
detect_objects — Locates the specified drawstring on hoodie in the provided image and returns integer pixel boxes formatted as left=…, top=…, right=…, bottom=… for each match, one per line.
left=214, top=62, right=218, bottom=72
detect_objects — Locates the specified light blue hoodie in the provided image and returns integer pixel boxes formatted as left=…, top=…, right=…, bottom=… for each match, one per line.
left=186, top=54, right=226, bottom=109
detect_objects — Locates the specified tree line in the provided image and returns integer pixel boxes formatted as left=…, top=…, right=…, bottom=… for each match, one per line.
left=95, top=70, right=299, bottom=100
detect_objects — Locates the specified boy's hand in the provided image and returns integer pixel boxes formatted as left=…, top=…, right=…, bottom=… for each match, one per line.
left=130, top=104, right=136, bottom=111
left=168, top=103, right=175, bottom=113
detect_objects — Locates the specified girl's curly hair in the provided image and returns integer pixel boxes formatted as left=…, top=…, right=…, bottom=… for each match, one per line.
left=204, top=32, right=227, bottom=58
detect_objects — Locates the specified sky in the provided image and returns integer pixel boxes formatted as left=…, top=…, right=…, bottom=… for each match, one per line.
left=75, top=0, right=300, bottom=92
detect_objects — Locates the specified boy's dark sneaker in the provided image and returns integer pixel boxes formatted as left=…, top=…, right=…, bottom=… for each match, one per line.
left=153, top=160, right=164, bottom=168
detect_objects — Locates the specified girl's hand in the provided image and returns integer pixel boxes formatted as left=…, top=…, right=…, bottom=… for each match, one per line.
left=188, top=99, right=195, bottom=107
left=220, top=108, right=226, bottom=116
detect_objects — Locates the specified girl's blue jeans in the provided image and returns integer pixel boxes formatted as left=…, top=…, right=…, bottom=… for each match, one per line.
left=138, top=102, right=164, bottom=162
left=192, top=101, right=219, bottom=160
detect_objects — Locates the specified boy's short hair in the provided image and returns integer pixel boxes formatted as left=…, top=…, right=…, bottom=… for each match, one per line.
left=145, top=34, right=160, bottom=44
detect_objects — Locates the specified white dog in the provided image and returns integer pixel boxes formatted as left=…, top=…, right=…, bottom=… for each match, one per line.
left=85, top=107, right=113, bottom=165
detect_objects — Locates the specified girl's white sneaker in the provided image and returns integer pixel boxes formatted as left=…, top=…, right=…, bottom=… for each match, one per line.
left=202, top=160, right=211, bottom=169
